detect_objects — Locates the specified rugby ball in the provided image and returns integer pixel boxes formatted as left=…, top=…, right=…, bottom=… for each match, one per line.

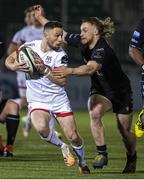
left=18, top=46, right=43, bottom=79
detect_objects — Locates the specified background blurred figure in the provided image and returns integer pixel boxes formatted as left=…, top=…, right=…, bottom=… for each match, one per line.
left=0, top=35, right=5, bottom=59
left=0, top=88, right=20, bottom=157
left=7, top=6, right=44, bottom=137
left=129, top=18, right=144, bottom=138
left=0, top=38, right=19, bottom=157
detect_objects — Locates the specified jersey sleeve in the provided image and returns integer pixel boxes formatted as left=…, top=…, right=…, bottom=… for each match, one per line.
left=12, top=30, right=22, bottom=45
left=90, top=47, right=105, bottom=64
left=65, top=33, right=81, bottom=47
left=129, top=19, right=144, bottom=49
left=54, top=51, right=68, bottom=67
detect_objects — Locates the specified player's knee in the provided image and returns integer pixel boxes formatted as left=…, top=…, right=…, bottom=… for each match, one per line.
left=39, top=127, right=50, bottom=138
left=90, top=109, right=102, bottom=122
left=68, top=129, right=82, bottom=145
left=40, top=129, right=53, bottom=142
left=35, top=124, right=50, bottom=137
left=117, top=123, right=131, bottom=137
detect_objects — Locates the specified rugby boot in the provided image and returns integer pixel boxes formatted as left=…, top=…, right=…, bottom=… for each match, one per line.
left=61, top=144, right=75, bottom=167
left=93, top=154, right=108, bottom=169
left=78, top=163, right=90, bottom=174
left=3, top=145, right=13, bottom=157
left=122, top=152, right=137, bottom=173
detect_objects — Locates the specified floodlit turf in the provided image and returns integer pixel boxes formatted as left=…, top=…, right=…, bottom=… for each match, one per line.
left=0, top=111, right=144, bottom=178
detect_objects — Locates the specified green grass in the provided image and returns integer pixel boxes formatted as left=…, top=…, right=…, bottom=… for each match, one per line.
left=0, top=111, right=144, bottom=179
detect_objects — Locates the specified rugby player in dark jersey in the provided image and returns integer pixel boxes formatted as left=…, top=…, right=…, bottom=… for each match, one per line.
left=34, top=5, right=137, bottom=173
left=129, top=18, right=144, bottom=138
left=0, top=39, right=19, bottom=157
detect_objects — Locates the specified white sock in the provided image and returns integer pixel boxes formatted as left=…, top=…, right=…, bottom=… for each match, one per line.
left=72, top=144, right=86, bottom=165
left=49, top=114, right=55, bottom=130
left=40, top=129, right=64, bottom=148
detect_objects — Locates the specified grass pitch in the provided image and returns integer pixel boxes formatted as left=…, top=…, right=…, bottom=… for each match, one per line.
left=0, top=111, right=144, bottom=179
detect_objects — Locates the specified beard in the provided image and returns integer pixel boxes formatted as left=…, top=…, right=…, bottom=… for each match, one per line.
left=48, top=43, right=61, bottom=51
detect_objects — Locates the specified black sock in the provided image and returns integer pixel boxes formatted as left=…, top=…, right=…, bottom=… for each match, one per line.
left=6, top=114, right=19, bottom=145
left=96, top=145, right=108, bottom=156
left=127, top=151, right=137, bottom=162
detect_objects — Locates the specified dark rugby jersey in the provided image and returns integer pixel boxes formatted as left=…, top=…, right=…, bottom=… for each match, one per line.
left=0, top=36, right=4, bottom=59
left=129, top=18, right=144, bottom=50
left=65, top=33, right=130, bottom=92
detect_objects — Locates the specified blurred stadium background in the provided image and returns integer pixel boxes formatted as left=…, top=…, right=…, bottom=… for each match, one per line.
left=0, top=0, right=143, bottom=110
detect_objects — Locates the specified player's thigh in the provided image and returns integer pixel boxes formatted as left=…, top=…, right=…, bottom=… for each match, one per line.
left=7, top=100, right=19, bottom=115
left=31, top=110, right=51, bottom=131
left=0, top=99, right=19, bottom=120
left=88, top=94, right=112, bottom=114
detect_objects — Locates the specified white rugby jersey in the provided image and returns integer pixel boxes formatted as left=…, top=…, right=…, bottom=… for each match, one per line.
left=12, top=25, right=43, bottom=45
left=22, top=40, right=69, bottom=106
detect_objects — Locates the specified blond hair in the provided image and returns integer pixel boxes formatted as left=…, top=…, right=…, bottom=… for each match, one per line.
left=82, top=17, right=115, bottom=38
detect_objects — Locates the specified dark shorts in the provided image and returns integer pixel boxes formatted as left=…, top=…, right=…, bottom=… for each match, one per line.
left=0, top=100, right=8, bottom=114
left=89, top=87, right=133, bottom=114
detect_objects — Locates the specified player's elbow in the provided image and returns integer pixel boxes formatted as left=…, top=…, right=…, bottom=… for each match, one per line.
left=129, top=47, right=134, bottom=58
left=86, top=64, right=100, bottom=75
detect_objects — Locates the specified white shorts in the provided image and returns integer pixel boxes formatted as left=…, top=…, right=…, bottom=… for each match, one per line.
left=28, top=101, right=73, bottom=117
left=16, top=71, right=26, bottom=97
left=11, top=98, right=21, bottom=106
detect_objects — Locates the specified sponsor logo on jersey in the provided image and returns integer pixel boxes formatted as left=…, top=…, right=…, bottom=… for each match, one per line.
left=92, top=48, right=104, bottom=60
left=26, top=43, right=35, bottom=47
left=96, top=48, right=104, bottom=51
left=93, top=51, right=102, bottom=59
left=45, top=56, right=52, bottom=63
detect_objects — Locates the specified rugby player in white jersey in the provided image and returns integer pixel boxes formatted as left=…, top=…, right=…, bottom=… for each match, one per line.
left=5, top=21, right=90, bottom=174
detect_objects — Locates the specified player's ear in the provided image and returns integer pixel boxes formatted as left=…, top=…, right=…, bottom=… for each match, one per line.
left=93, top=29, right=99, bottom=36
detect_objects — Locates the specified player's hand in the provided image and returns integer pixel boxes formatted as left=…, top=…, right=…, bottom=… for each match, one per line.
left=34, top=58, right=46, bottom=73
left=33, top=5, right=44, bottom=19
left=52, top=66, right=67, bottom=78
left=12, top=60, right=30, bottom=72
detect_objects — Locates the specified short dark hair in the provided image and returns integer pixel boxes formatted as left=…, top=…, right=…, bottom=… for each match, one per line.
left=44, top=21, right=63, bottom=31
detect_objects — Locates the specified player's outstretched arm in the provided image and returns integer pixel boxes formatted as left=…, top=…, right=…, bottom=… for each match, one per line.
left=33, top=5, right=49, bottom=26
left=129, top=47, right=144, bottom=65
left=52, top=61, right=101, bottom=77
left=44, top=66, right=67, bottom=86
left=5, top=52, right=30, bottom=72
left=33, top=5, right=68, bottom=44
